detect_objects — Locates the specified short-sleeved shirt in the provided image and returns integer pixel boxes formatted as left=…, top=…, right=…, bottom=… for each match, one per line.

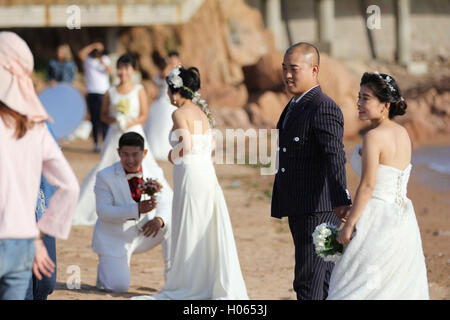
left=84, top=55, right=111, bottom=95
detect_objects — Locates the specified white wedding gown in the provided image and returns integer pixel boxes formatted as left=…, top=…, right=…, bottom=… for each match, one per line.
left=327, top=145, right=429, bottom=299
left=72, top=84, right=171, bottom=226
left=144, top=74, right=177, bottom=161
left=132, top=133, right=248, bottom=300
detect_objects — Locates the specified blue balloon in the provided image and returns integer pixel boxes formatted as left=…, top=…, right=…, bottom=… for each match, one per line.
left=38, top=83, right=86, bottom=140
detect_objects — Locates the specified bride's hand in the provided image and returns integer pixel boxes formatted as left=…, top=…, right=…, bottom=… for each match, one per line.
left=338, top=223, right=355, bottom=245
left=125, top=120, right=135, bottom=129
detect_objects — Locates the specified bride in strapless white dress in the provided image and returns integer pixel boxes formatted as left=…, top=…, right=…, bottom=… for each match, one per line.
left=327, top=145, right=429, bottom=299
left=155, top=132, right=247, bottom=299
left=327, top=72, right=429, bottom=300
left=132, top=66, right=248, bottom=300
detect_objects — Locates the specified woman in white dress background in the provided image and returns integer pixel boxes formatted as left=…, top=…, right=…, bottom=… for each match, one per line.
left=133, top=66, right=248, bottom=300
left=327, top=72, right=429, bottom=299
left=144, top=51, right=180, bottom=161
left=72, top=54, right=170, bottom=226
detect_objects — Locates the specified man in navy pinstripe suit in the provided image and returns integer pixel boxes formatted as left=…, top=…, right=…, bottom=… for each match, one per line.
left=271, top=42, right=352, bottom=300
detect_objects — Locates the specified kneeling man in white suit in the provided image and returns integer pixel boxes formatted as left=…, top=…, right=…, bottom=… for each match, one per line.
left=92, top=132, right=172, bottom=292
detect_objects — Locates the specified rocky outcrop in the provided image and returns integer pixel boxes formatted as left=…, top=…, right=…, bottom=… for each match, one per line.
left=119, top=0, right=269, bottom=110
left=211, top=107, right=252, bottom=130
left=399, top=77, right=450, bottom=144
left=317, top=54, right=363, bottom=138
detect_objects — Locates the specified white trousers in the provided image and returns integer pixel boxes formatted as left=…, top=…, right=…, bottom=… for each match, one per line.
left=97, top=227, right=170, bottom=293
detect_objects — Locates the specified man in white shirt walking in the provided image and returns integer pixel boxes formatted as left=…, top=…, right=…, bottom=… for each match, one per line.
left=79, top=42, right=111, bottom=152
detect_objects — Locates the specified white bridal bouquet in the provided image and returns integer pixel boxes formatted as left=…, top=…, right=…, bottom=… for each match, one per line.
left=312, top=223, right=344, bottom=263
left=114, top=99, right=131, bottom=132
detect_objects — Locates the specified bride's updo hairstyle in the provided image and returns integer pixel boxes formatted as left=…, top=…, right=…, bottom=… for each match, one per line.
left=167, top=67, right=200, bottom=100
left=360, top=72, right=407, bottom=119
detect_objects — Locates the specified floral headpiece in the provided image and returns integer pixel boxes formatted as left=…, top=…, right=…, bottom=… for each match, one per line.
left=167, top=67, right=183, bottom=89
left=167, top=67, right=216, bottom=127
left=373, top=71, right=404, bottom=101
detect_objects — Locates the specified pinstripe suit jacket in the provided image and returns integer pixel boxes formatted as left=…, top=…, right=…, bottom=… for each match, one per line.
left=271, top=85, right=351, bottom=218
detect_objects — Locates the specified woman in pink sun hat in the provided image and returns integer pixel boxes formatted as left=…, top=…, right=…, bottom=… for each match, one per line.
left=0, top=31, right=80, bottom=300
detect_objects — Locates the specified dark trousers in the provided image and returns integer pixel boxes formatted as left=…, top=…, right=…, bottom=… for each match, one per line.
left=87, top=93, right=109, bottom=145
left=24, top=235, right=56, bottom=300
left=288, top=211, right=341, bottom=300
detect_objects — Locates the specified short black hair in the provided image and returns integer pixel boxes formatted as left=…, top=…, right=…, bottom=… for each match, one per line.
left=117, top=53, right=136, bottom=69
left=90, top=48, right=103, bottom=58
left=118, top=132, right=145, bottom=150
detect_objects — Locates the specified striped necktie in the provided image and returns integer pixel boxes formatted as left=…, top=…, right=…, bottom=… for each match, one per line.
left=282, top=99, right=296, bottom=129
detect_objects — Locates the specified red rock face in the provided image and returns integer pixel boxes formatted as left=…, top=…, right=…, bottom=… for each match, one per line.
left=399, top=78, right=450, bottom=145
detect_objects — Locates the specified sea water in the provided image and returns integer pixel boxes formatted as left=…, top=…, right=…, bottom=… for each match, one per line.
left=412, top=146, right=450, bottom=192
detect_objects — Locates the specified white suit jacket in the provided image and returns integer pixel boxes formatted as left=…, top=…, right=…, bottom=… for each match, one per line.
left=92, top=161, right=173, bottom=257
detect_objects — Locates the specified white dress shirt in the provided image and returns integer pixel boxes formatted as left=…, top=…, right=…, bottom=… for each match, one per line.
left=292, top=84, right=320, bottom=105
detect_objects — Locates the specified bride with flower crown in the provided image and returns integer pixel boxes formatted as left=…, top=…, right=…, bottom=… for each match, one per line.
left=132, top=66, right=248, bottom=300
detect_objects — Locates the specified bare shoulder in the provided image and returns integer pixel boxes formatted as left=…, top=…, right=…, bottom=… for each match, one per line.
left=363, top=127, right=384, bottom=144
left=393, top=121, right=410, bottom=136
left=382, top=121, right=411, bottom=142
left=138, top=86, right=146, bottom=96
left=393, top=122, right=412, bottom=145
left=172, top=108, right=188, bottom=122
left=172, top=108, right=183, bottom=118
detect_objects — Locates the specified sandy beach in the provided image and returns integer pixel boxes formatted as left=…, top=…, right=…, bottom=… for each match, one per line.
left=48, top=138, right=449, bottom=300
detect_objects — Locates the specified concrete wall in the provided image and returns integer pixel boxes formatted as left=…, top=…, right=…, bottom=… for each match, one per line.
left=0, top=0, right=205, bottom=26
left=410, top=0, right=450, bottom=60
left=246, top=0, right=450, bottom=62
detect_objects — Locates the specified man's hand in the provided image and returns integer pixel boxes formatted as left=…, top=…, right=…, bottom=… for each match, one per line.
left=33, top=238, right=55, bottom=280
left=334, top=205, right=351, bottom=223
left=142, top=217, right=164, bottom=238
left=93, top=42, right=104, bottom=51
left=138, top=198, right=157, bottom=214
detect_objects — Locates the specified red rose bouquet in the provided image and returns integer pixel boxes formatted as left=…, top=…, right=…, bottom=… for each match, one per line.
left=139, top=178, right=163, bottom=198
